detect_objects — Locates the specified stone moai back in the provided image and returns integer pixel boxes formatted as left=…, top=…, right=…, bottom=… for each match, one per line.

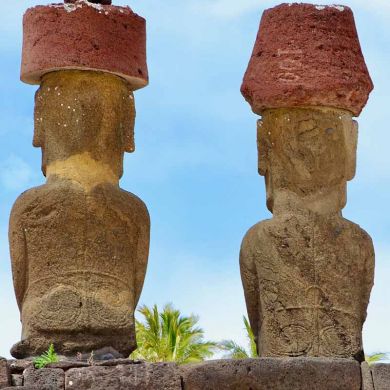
left=240, top=4, right=374, bottom=361
left=9, top=0, right=150, bottom=358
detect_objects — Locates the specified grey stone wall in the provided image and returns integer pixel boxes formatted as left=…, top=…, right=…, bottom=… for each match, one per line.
left=0, top=357, right=388, bottom=389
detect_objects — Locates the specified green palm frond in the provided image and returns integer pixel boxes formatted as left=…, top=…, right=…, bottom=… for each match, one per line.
left=220, top=315, right=258, bottom=359
left=220, top=339, right=250, bottom=359
left=243, top=316, right=258, bottom=358
left=33, top=343, right=59, bottom=369
left=131, top=303, right=217, bottom=364
left=365, top=353, right=388, bottom=366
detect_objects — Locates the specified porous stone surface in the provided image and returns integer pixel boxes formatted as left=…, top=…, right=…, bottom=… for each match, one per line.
left=0, top=358, right=10, bottom=388
left=24, top=367, right=64, bottom=390
left=46, top=361, right=90, bottom=370
left=95, top=359, right=142, bottom=367
left=11, top=374, right=23, bottom=387
left=361, top=362, right=374, bottom=390
left=181, top=357, right=361, bottom=390
left=371, top=364, right=390, bottom=390
left=65, top=362, right=182, bottom=389
left=241, top=3, right=373, bottom=116
left=5, top=359, right=386, bottom=389
left=21, top=1, right=147, bottom=89
left=7, top=360, right=33, bottom=374
left=65, top=0, right=112, bottom=4
left=240, top=107, right=374, bottom=360
left=10, top=71, right=150, bottom=358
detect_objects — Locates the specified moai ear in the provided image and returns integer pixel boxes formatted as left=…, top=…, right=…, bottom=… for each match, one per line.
left=33, top=89, right=44, bottom=148
left=123, top=92, right=136, bottom=153
left=343, top=118, right=358, bottom=181
left=257, top=119, right=269, bottom=176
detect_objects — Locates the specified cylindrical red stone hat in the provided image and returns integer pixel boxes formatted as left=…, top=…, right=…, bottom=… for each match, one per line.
left=241, top=3, right=373, bottom=116
left=21, top=0, right=148, bottom=90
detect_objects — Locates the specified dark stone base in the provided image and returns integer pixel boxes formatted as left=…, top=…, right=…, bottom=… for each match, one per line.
left=0, top=357, right=388, bottom=389
left=10, top=335, right=134, bottom=360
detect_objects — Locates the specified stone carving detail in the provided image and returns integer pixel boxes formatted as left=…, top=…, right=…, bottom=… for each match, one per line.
left=240, top=4, right=374, bottom=361
left=10, top=1, right=149, bottom=359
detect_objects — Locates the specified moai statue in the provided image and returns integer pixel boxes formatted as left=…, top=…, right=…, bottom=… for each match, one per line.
left=9, top=0, right=149, bottom=358
left=240, top=4, right=374, bottom=361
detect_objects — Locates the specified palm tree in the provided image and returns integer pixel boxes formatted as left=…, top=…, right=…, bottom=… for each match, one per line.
left=365, top=353, right=388, bottom=366
left=130, top=304, right=218, bottom=364
left=221, top=316, right=258, bottom=359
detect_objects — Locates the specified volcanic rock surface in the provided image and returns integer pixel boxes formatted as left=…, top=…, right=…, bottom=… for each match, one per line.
left=21, top=1, right=147, bottom=89
left=241, top=3, right=373, bottom=116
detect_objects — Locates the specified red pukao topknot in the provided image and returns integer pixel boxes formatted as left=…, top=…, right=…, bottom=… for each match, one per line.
left=21, top=0, right=147, bottom=90
left=241, top=3, right=373, bottom=116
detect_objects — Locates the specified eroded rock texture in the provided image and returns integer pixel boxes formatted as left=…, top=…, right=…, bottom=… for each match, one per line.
left=240, top=108, right=374, bottom=361
left=21, top=1, right=147, bottom=88
left=9, top=71, right=150, bottom=358
left=181, top=357, right=361, bottom=390
left=241, top=4, right=373, bottom=116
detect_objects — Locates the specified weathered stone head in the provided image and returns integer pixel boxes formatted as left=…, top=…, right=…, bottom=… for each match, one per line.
left=34, top=71, right=136, bottom=180
left=257, top=108, right=358, bottom=213
left=241, top=3, right=373, bottom=215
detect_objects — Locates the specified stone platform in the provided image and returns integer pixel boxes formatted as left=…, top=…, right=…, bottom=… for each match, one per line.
left=1, top=357, right=388, bottom=389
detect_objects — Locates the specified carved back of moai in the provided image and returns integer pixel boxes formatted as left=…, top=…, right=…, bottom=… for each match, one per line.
left=9, top=0, right=149, bottom=358
left=240, top=4, right=374, bottom=361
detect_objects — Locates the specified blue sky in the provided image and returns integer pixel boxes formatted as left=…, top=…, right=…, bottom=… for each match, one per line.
left=0, top=0, right=389, bottom=358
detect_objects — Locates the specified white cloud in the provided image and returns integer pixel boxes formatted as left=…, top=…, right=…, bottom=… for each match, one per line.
left=0, top=155, right=35, bottom=191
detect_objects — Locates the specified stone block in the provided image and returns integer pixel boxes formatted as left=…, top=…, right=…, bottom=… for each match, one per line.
left=361, top=362, right=374, bottom=390
left=2, top=387, right=38, bottom=390
left=95, top=359, right=142, bottom=367
left=0, top=358, right=10, bottom=388
left=11, top=373, right=23, bottom=387
left=180, top=358, right=361, bottom=390
left=371, top=363, right=390, bottom=390
left=24, top=367, right=65, bottom=390
left=46, top=361, right=90, bottom=370
left=8, top=359, right=33, bottom=374
left=65, top=362, right=182, bottom=390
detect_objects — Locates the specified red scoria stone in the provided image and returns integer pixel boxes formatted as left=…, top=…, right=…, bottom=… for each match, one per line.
left=21, top=1, right=147, bottom=89
left=241, top=3, right=373, bottom=116
left=65, top=0, right=112, bottom=4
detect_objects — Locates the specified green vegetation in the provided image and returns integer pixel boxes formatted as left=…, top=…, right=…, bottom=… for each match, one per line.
left=130, top=304, right=217, bottom=364
left=33, top=343, right=59, bottom=369
left=221, top=316, right=258, bottom=359
left=365, top=353, right=388, bottom=366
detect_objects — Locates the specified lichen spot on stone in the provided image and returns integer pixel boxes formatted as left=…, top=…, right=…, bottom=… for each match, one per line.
left=315, top=4, right=345, bottom=11
left=332, top=5, right=345, bottom=11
